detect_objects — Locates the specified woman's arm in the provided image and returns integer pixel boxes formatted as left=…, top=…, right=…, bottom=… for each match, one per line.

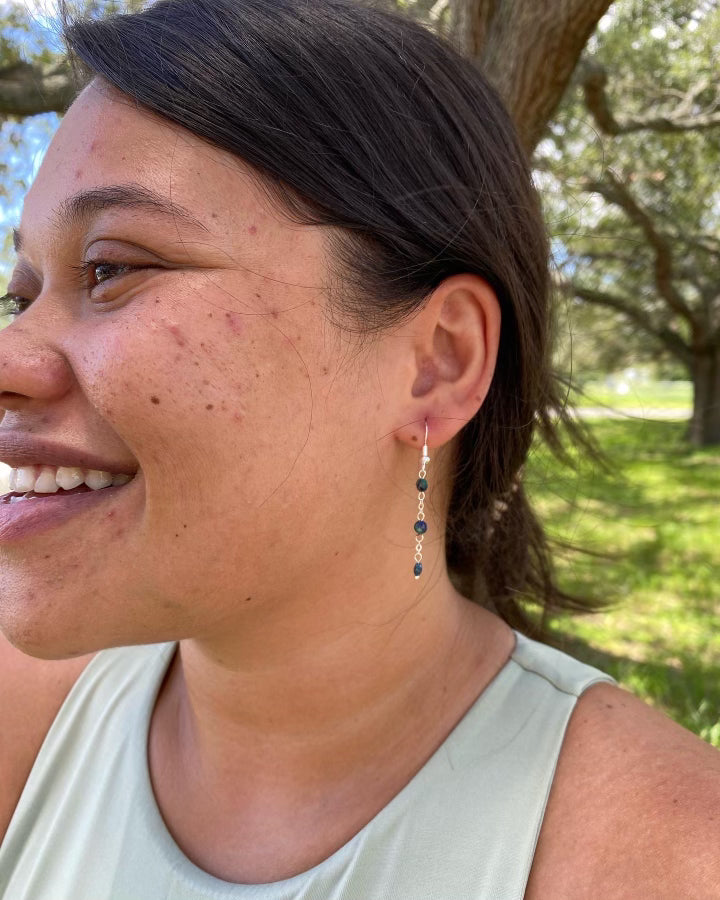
left=526, top=681, right=720, bottom=898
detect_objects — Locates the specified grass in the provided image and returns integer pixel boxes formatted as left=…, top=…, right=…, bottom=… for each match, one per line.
left=2, top=419, right=716, bottom=744
left=571, top=379, right=692, bottom=411
left=524, top=418, right=720, bottom=747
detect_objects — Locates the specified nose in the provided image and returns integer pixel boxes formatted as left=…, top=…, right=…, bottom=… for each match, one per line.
left=0, top=320, right=73, bottom=418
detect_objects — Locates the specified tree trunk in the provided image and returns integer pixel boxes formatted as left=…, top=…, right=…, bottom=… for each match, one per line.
left=450, top=0, right=616, bottom=154
left=689, top=347, right=720, bottom=446
left=2, top=1, right=616, bottom=155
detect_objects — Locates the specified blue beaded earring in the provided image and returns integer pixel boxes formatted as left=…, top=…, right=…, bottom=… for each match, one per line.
left=413, top=419, right=430, bottom=579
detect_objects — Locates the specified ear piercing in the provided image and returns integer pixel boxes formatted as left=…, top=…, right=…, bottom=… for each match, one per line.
left=413, top=418, right=430, bottom=579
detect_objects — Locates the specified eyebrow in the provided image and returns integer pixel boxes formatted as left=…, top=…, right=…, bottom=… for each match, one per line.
left=12, top=182, right=210, bottom=254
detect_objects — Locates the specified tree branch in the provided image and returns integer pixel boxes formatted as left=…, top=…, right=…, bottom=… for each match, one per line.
left=581, top=61, right=720, bottom=134
left=428, top=0, right=450, bottom=22
left=569, top=283, right=691, bottom=363
left=579, top=171, right=699, bottom=329
left=0, top=60, right=77, bottom=118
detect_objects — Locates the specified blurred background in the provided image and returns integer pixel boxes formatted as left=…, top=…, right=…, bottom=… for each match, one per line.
left=0, top=0, right=718, bottom=744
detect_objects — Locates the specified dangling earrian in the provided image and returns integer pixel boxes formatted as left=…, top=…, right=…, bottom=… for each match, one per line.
left=413, top=418, right=430, bottom=579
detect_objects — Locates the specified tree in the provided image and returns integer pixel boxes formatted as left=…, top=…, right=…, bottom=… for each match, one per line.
left=0, top=0, right=615, bottom=155
left=379, top=0, right=616, bottom=153
left=536, top=0, right=720, bottom=445
left=0, top=0, right=618, bottom=328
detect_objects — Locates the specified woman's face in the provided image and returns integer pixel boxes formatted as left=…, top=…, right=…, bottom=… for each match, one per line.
left=0, top=81, right=419, bottom=657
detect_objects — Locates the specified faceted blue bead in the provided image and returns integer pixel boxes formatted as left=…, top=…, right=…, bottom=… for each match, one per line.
left=414, top=520, right=427, bottom=534
left=416, top=477, right=428, bottom=491
left=414, top=562, right=423, bottom=577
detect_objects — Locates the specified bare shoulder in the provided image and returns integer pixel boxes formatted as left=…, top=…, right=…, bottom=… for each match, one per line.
left=525, top=680, right=720, bottom=900
left=0, top=633, right=95, bottom=843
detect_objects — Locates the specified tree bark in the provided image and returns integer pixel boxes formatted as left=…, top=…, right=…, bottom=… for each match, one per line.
left=1, top=1, right=616, bottom=155
left=451, top=0, right=616, bottom=153
left=690, top=347, right=720, bottom=446
left=0, top=60, right=77, bottom=118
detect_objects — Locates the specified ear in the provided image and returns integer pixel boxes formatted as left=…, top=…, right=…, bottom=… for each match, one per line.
left=394, top=274, right=501, bottom=449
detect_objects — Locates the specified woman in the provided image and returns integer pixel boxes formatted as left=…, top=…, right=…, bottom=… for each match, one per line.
left=0, top=1, right=717, bottom=897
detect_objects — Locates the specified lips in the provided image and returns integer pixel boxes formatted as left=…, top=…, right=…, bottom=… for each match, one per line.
left=0, top=480, right=135, bottom=543
left=0, top=433, right=138, bottom=476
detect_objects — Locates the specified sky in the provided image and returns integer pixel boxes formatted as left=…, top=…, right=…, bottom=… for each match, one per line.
left=0, top=1, right=71, bottom=282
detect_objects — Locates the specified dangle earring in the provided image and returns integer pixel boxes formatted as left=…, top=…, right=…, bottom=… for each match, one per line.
left=413, top=419, right=430, bottom=579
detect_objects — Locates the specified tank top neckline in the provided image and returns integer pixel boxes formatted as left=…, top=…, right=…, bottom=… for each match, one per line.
left=134, top=628, right=525, bottom=893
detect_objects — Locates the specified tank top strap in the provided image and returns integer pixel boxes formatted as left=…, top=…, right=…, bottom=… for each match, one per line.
left=0, top=631, right=616, bottom=900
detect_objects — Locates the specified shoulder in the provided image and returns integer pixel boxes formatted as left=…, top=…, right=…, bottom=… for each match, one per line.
left=0, top=634, right=95, bottom=843
left=525, top=680, right=720, bottom=899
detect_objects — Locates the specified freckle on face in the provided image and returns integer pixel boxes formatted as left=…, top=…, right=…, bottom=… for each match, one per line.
left=150, top=396, right=160, bottom=405
left=224, top=312, right=244, bottom=335
left=168, top=325, right=187, bottom=347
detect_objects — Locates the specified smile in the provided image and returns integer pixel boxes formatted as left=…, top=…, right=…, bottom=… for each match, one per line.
left=0, top=479, right=137, bottom=544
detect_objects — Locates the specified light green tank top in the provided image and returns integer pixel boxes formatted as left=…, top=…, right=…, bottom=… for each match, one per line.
left=0, top=630, right=616, bottom=900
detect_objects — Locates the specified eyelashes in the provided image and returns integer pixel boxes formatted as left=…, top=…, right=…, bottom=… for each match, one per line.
left=0, top=291, right=31, bottom=318
left=68, top=260, right=144, bottom=289
left=1, top=261, right=148, bottom=319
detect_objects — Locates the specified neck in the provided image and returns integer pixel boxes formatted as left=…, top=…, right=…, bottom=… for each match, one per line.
left=151, top=567, right=511, bottom=811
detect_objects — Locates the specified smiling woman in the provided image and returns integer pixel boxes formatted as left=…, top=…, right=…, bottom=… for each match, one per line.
left=0, top=1, right=718, bottom=898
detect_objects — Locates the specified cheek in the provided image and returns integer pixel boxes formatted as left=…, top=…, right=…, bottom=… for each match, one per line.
left=75, top=304, right=319, bottom=502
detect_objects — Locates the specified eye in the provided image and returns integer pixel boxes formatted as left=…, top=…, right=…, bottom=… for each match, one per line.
left=0, top=260, right=149, bottom=321
left=70, top=259, right=145, bottom=289
left=0, top=292, right=31, bottom=320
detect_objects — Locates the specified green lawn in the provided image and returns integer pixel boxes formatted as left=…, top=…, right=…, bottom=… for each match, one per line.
left=524, top=418, right=720, bottom=747
left=572, top=380, right=692, bottom=411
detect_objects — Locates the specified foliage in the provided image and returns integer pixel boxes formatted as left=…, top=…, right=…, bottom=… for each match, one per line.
left=525, top=417, right=720, bottom=746
left=537, top=0, right=720, bottom=401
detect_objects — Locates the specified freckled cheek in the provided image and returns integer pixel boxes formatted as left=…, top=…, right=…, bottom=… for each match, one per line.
left=81, top=310, right=311, bottom=447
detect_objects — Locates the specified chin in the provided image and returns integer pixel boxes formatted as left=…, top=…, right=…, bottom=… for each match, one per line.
left=0, top=617, right=92, bottom=660
left=0, top=596, right=113, bottom=661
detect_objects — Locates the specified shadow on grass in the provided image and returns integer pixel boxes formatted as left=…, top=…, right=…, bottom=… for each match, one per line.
left=547, top=630, right=720, bottom=744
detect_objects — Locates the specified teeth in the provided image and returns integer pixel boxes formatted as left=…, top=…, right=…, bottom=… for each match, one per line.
left=6, top=463, right=135, bottom=495
left=85, top=469, right=114, bottom=490
left=15, top=466, right=38, bottom=493
left=35, top=466, right=60, bottom=494
left=56, top=466, right=85, bottom=490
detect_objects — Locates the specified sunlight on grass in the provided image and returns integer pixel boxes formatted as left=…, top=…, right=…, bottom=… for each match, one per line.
left=572, top=379, right=692, bottom=411
left=525, top=419, right=719, bottom=747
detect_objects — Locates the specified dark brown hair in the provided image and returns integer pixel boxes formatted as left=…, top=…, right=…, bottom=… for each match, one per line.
left=61, top=0, right=611, bottom=640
